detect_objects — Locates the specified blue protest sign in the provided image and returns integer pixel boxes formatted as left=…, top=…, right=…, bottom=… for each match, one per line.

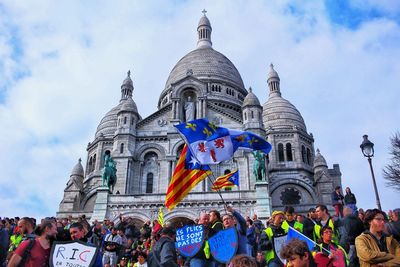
left=208, top=227, right=238, bottom=263
left=175, top=225, right=204, bottom=258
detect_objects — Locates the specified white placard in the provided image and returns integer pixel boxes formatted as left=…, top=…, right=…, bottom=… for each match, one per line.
left=50, top=241, right=98, bottom=267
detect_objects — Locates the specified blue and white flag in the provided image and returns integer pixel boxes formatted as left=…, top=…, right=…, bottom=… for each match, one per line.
left=286, top=227, right=316, bottom=251
left=175, top=119, right=272, bottom=164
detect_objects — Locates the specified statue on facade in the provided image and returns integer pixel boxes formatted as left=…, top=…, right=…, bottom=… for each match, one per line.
left=102, top=151, right=117, bottom=191
left=252, top=151, right=266, bottom=181
left=184, top=96, right=195, bottom=121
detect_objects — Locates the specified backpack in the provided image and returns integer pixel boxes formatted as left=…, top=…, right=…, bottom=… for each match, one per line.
left=18, top=238, right=36, bottom=267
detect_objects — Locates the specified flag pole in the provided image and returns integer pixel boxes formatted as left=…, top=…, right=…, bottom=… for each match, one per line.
left=205, top=169, right=228, bottom=211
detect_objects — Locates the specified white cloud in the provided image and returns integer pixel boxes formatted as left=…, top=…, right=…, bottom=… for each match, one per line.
left=1, top=0, right=399, bottom=219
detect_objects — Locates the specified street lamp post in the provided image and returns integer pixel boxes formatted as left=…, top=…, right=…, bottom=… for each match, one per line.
left=360, top=135, right=382, bottom=210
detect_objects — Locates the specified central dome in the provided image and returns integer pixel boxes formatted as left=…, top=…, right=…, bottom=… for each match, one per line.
left=165, top=47, right=245, bottom=90
left=159, top=14, right=246, bottom=105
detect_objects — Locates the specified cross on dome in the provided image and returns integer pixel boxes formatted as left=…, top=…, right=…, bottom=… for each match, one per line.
left=202, top=9, right=207, bottom=16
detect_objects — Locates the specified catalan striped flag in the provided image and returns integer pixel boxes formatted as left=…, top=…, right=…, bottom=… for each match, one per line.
left=165, top=144, right=212, bottom=211
left=211, top=169, right=239, bottom=191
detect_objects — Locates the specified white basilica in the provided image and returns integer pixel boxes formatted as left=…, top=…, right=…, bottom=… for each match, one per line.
left=58, top=13, right=342, bottom=224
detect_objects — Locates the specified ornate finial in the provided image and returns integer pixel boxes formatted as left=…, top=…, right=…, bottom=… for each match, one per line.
left=202, top=9, right=207, bottom=16
left=270, top=63, right=274, bottom=69
left=249, top=87, right=252, bottom=93
left=78, top=158, right=82, bottom=163
left=316, top=148, right=320, bottom=153
left=127, top=70, right=131, bottom=77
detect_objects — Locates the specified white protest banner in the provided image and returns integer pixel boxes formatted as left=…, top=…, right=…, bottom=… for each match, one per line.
left=49, top=240, right=98, bottom=267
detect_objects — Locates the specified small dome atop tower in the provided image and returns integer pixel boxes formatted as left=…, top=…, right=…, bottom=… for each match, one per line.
left=243, top=87, right=261, bottom=106
left=121, top=70, right=134, bottom=100
left=197, top=9, right=212, bottom=48
left=313, top=149, right=328, bottom=169
left=71, top=158, right=84, bottom=177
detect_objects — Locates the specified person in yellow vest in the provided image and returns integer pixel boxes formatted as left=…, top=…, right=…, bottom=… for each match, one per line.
left=281, top=206, right=303, bottom=233
left=118, top=256, right=133, bottom=267
left=259, top=210, right=287, bottom=267
left=312, top=226, right=348, bottom=266
left=314, top=205, right=339, bottom=245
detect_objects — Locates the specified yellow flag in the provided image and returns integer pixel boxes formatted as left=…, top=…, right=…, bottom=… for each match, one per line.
left=158, top=207, right=164, bottom=226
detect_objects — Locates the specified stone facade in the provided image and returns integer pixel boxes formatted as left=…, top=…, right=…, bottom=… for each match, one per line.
left=57, top=13, right=342, bottom=224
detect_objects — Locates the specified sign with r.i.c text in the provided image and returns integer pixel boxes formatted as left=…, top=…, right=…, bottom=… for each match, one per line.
left=49, top=240, right=98, bottom=267
left=175, top=225, right=204, bottom=258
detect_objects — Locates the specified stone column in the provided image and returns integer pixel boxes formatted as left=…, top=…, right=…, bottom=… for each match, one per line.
left=255, top=181, right=272, bottom=220
left=90, top=186, right=110, bottom=223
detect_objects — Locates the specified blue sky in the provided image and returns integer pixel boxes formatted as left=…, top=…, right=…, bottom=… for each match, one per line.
left=0, top=0, right=399, bottom=219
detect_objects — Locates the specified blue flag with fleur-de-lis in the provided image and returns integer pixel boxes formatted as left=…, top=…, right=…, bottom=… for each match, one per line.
left=174, top=118, right=271, bottom=164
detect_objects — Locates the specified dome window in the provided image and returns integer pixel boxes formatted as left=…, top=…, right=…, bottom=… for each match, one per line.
left=124, top=117, right=127, bottom=124
left=278, top=143, right=284, bottom=162
left=251, top=111, right=254, bottom=119
left=88, top=157, right=93, bottom=173
left=286, top=143, right=293, bottom=161
left=302, top=146, right=306, bottom=163
left=120, top=143, right=124, bottom=154
left=146, top=173, right=154, bottom=193
left=306, top=148, right=312, bottom=165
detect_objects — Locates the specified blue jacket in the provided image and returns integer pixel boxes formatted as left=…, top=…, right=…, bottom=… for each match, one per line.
left=232, top=210, right=248, bottom=255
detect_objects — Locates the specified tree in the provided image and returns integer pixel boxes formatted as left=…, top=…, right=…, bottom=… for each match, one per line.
left=383, top=132, right=400, bottom=191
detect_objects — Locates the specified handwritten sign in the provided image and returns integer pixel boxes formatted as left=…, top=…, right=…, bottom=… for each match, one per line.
left=49, top=240, right=98, bottom=267
left=273, top=234, right=287, bottom=265
left=208, top=227, right=238, bottom=263
left=175, top=225, right=204, bottom=257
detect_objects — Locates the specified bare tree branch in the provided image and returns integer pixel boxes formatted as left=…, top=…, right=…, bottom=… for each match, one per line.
left=383, top=132, right=400, bottom=191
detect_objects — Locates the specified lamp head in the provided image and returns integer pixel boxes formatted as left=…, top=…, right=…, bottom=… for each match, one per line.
left=360, top=134, right=374, bottom=158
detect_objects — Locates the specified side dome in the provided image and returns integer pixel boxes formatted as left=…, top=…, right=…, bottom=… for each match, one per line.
left=164, top=48, right=245, bottom=91
left=314, top=149, right=328, bottom=169
left=243, top=87, right=260, bottom=107
left=119, top=98, right=138, bottom=114
left=263, top=97, right=307, bottom=131
left=95, top=103, right=122, bottom=138
left=71, top=158, right=84, bottom=177
left=262, top=64, right=307, bottom=132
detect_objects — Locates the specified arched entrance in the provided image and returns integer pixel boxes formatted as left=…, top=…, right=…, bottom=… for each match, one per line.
left=168, top=216, right=195, bottom=228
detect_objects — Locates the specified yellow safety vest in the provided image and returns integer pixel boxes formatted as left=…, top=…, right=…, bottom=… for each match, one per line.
left=281, top=220, right=303, bottom=233
left=263, top=226, right=288, bottom=264
left=9, top=234, right=22, bottom=252
left=313, top=218, right=338, bottom=244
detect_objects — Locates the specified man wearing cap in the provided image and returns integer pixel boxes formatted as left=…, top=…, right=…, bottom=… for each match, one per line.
left=259, top=210, right=287, bottom=267
left=103, top=226, right=123, bottom=267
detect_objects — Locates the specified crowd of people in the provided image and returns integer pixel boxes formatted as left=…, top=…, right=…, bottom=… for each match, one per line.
left=1, top=188, right=400, bottom=267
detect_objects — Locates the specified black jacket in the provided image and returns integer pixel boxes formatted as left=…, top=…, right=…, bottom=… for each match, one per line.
left=338, top=214, right=364, bottom=250
left=148, top=236, right=179, bottom=267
